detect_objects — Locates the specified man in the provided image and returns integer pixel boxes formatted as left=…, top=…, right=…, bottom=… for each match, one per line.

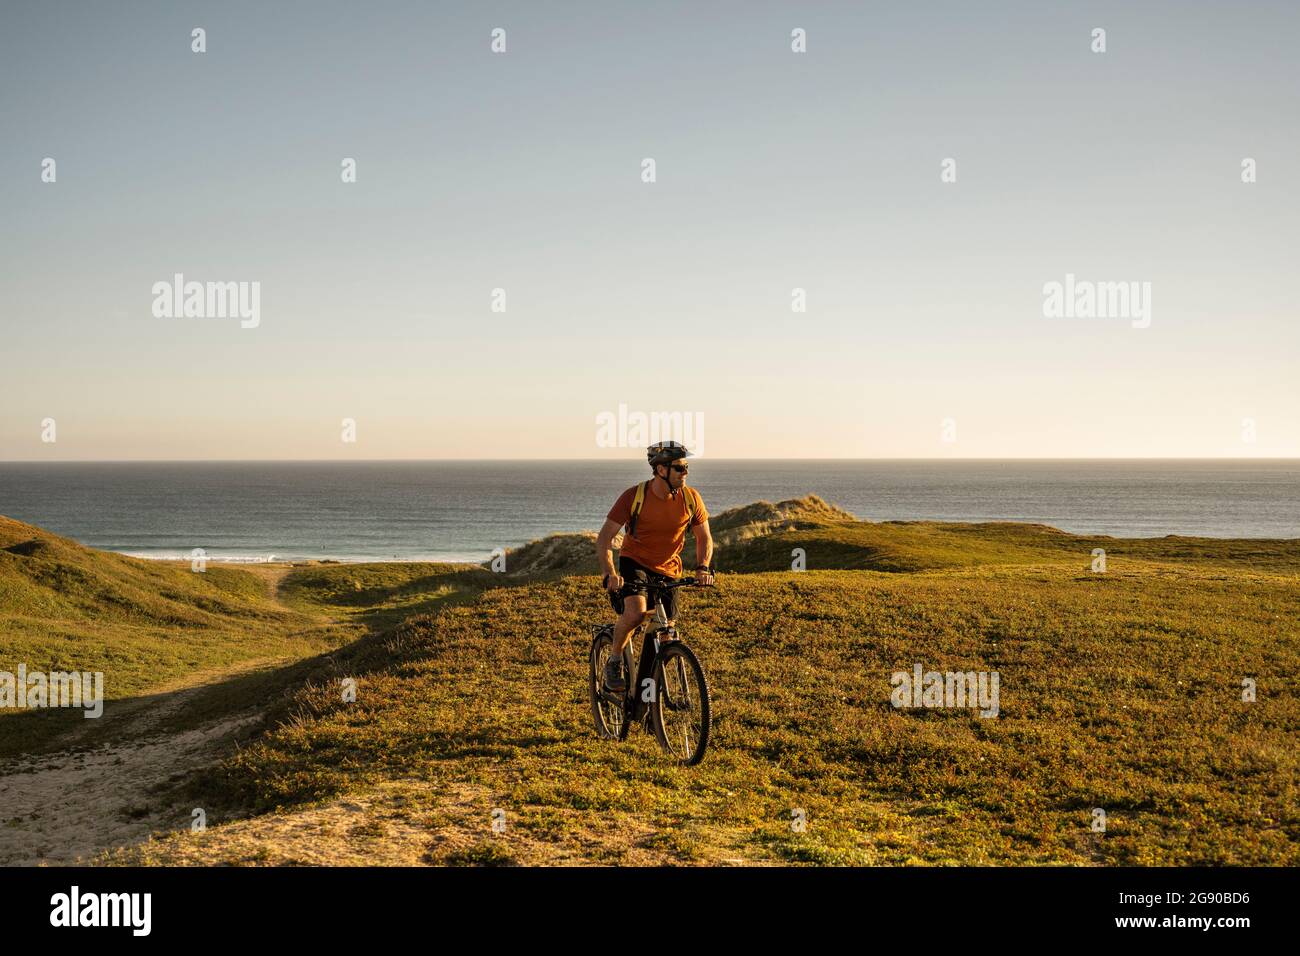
left=595, top=440, right=715, bottom=694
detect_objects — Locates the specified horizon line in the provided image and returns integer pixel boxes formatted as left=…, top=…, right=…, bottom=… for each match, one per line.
left=3, top=457, right=1298, bottom=464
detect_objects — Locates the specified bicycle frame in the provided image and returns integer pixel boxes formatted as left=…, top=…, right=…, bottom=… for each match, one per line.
left=626, top=592, right=676, bottom=720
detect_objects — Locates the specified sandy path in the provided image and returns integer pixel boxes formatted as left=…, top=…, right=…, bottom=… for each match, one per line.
left=0, top=661, right=276, bottom=866
left=0, top=564, right=335, bottom=867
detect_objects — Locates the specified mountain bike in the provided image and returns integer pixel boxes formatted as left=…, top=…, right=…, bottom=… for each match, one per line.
left=588, top=576, right=712, bottom=766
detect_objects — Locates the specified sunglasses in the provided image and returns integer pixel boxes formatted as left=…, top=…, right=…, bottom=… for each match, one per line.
left=669, top=464, right=689, bottom=474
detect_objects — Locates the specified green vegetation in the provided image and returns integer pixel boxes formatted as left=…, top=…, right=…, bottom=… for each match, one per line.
left=278, top=561, right=494, bottom=630
left=5, top=500, right=1297, bottom=864
left=0, top=516, right=355, bottom=757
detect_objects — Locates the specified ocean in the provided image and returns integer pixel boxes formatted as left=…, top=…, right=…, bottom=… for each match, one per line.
left=1, top=460, right=1297, bottom=563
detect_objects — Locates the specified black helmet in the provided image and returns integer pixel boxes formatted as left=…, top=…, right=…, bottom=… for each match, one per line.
left=647, top=440, right=693, bottom=466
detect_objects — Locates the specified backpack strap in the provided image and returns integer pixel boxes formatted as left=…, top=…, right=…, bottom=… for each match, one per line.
left=629, top=482, right=698, bottom=538
left=627, top=481, right=649, bottom=538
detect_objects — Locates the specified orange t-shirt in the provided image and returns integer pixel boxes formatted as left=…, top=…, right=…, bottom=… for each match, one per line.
left=607, top=483, right=708, bottom=577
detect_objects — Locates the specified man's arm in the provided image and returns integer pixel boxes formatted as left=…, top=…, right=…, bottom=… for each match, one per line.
left=595, top=518, right=624, bottom=591
left=693, top=520, right=714, bottom=584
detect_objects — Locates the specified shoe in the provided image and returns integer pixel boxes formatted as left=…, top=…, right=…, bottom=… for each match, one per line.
left=603, top=657, right=627, bottom=694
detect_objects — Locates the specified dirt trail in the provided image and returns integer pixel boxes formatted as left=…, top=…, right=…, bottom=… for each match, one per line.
left=0, top=563, right=321, bottom=867
left=0, top=661, right=276, bottom=866
left=229, top=562, right=298, bottom=599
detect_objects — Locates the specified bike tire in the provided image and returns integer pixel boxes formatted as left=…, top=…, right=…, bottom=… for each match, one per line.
left=589, top=628, right=632, bottom=741
left=651, top=640, right=711, bottom=765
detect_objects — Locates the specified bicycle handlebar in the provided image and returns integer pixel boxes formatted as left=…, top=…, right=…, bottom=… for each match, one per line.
left=620, top=574, right=711, bottom=591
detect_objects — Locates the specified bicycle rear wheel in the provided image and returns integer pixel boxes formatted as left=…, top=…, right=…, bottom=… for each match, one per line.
left=589, top=627, right=631, bottom=740
left=651, top=640, right=711, bottom=765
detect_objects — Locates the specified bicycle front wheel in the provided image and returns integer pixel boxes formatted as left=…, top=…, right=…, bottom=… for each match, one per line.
left=651, top=641, right=711, bottom=765
left=589, top=627, right=631, bottom=741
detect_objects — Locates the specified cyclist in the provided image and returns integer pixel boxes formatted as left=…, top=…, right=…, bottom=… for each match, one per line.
left=595, top=440, right=714, bottom=694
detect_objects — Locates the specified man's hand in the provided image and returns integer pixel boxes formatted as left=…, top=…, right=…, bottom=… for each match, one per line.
left=604, top=573, right=623, bottom=592
left=695, top=567, right=715, bottom=587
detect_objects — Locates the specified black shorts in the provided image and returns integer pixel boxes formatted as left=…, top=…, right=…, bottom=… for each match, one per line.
left=609, top=556, right=679, bottom=620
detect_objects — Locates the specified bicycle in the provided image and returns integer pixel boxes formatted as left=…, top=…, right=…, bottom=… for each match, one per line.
left=588, top=575, right=712, bottom=766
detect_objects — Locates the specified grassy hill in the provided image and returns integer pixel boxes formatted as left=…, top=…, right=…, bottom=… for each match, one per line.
left=505, top=494, right=1300, bottom=576
left=0, top=516, right=352, bottom=757
left=50, top=497, right=1294, bottom=866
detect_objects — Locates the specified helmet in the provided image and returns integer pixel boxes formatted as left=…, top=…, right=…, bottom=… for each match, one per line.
left=647, top=440, right=693, bottom=466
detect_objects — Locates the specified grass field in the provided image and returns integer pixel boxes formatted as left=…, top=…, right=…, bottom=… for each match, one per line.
left=0, top=516, right=354, bottom=759
left=3, top=500, right=1297, bottom=865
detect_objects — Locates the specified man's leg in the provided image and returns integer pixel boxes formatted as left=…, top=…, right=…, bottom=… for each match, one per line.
left=657, top=587, right=679, bottom=639
left=603, top=595, right=651, bottom=693
left=611, top=594, right=648, bottom=658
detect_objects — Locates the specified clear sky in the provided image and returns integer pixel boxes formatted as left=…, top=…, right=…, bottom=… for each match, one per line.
left=2, top=1, right=1297, bottom=460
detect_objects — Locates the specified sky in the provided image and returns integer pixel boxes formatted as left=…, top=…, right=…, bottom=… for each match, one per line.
left=2, top=0, right=1297, bottom=460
